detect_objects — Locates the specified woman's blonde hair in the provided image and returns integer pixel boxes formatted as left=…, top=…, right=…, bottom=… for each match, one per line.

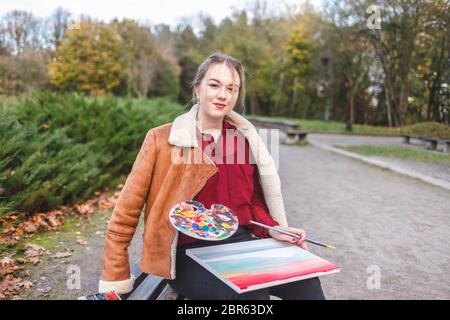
left=191, top=52, right=246, bottom=112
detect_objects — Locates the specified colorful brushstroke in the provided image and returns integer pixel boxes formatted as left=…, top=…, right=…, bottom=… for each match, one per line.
left=187, top=238, right=340, bottom=292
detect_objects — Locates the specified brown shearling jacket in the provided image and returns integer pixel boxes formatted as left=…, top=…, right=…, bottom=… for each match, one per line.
left=98, top=104, right=288, bottom=294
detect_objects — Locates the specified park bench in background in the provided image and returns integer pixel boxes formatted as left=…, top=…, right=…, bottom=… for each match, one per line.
left=402, top=134, right=450, bottom=153
left=120, top=259, right=182, bottom=300
left=248, top=117, right=308, bottom=144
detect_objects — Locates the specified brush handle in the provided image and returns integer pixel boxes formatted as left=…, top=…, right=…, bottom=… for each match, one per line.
left=249, top=220, right=334, bottom=249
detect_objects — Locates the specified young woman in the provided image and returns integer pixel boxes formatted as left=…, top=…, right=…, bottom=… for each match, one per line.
left=98, top=52, right=325, bottom=300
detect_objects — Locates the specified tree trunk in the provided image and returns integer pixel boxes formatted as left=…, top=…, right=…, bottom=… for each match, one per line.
left=398, top=80, right=410, bottom=126
left=290, top=77, right=298, bottom=118
left=274, top=72, right=284, bottom=115
left=385, top=88, right=393, bottom=127
left=249, top=93, right=258, bottom=115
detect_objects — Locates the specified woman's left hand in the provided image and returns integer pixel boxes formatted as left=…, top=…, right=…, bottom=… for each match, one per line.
left=268, top=226, right=309, bottom=251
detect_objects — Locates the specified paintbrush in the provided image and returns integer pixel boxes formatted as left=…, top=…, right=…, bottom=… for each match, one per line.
left=250, top=220, right=336, bottom=249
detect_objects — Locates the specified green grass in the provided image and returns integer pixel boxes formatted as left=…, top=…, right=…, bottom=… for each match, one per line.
left=292, top=140, right=309, bottom=147
left=246, top=115, right=401, bottom=136
left=400, top=122, right=450, bottom=140
left=340, top=145, right=450, bottom=164
left=0, top=208, right=112, bottom=259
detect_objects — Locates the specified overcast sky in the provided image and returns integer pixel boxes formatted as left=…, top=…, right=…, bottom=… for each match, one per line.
left=0, top=0, right=319, bottom=28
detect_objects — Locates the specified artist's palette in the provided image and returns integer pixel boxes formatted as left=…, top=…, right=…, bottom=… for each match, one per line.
left=169, top=200, right=238, bottom=241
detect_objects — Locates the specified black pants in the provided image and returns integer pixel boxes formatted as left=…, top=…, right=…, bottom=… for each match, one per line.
left=167, top=227, right=326, bottom=300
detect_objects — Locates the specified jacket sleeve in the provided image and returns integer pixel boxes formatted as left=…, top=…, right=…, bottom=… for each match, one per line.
left=99, top=129, right=156, bottom=294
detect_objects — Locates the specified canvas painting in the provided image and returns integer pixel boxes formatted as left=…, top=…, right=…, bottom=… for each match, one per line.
left=186, top=238, right=341, bottom=293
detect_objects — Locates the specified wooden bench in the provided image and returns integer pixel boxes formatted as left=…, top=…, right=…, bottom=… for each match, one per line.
left=248, top=118, right=300, bottom=131
left=402, top=134, right=450, bottom=152
left=120, top=260, right=183, bottom=300
left=285, top=129, right=308, bottom=144
left=248, top=118, right=308, bottom=144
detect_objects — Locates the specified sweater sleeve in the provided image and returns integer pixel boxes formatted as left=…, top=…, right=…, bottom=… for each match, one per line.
left=249, top=165, right=280, bottom=238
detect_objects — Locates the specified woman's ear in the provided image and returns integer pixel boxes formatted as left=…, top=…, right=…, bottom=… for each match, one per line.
left=194, top=87, right=199, bottom=102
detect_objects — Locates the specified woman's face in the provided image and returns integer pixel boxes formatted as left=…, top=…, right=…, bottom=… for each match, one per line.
left=195, top=63, right=241, bottom=121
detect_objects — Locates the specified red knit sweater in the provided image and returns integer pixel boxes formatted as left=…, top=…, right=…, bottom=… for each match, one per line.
left=178, top=120, right=279, bottom=246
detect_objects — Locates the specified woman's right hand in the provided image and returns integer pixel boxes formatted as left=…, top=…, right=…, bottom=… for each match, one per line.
left=268, top=226, right=309, bottom=250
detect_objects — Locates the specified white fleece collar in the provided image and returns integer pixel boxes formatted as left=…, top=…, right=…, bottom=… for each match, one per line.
left=168, top=104, right=251, bottom=148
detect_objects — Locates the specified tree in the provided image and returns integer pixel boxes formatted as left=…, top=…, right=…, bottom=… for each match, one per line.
left=284, top=26, right=313, bottom=117
left=112, top=19, right=159, bottom=97
left=48, top=20, right=124, bottom=95
left=47, top=7, right=71, bottom=49
left=356, top=0, right=427, bottom=126
left=0, top=10, right=43, bottom=54
left=214, top=10, right=281, bottom=115
left=174, top=24, right=202, bottom=104
left=412, top=0, right=449, bottom=124
left=0, top=48, right=50, bottom=95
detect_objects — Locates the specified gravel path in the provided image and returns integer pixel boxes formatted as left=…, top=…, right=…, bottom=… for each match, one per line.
left=22, top=133, right=450, bottom=300
left=279, top=144, right=450, bottom=299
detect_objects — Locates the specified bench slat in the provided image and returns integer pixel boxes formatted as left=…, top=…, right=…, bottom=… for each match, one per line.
left=156, top=284, right=182, bottom=300
left=127, top=275, right=166, bottom=300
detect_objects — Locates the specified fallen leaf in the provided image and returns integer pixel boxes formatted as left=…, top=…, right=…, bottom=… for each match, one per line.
left=24, top=243, right=46, bottom=259
left=23, top=221, right=38, bottom=233
left=0, top=256, right=14, bottom=266
left=0, top=275, right=23, bottom=299
left=19, top=280, right=34, bottom=289
left=32, top=214, right=43, bottom=225
left=98, top=197, right=115, bottom=209
left=37, top=286, right=52, bottom=295
left=2, top=214, right=18, bottom=222
left=74, top=203, right=94, bottom=217
left=0, top=257, right=21, bottom=277
left=76, top=239, right=87, bottom=245
left=52, top=252, right=73, bottom=259
left=28, top=257, right=42, bottom=265
left=39, top=220, right=51, bottom=231
left=46, top=216, right=59, bottom=228
left=2, top=227, right=16, bottom=236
